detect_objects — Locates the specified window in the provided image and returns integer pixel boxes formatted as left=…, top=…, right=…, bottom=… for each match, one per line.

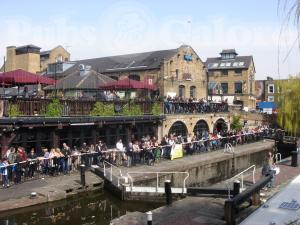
left=179, top=85, right=185, bottom=98
left=222, top=70, right=228, bottom=76
left=221, top=83, right=228, bottom=94
left=55, top=55, right=63, bottom=63
left=234, top=69, right=242, bottom=75
left=190, top=86, right=196, bottom=98
left=220, top=63, right=226, bottom=67
left=235, top=82, right=243, bottom=94
left=268, top=96, right=274, bottom=102
left=268, top=84, right=274, bottom=94
left=128, top=74, right=140, bottom=81
left=175, top=69, right=179, bottom=79
left=225, top=62, right=231, bottom=67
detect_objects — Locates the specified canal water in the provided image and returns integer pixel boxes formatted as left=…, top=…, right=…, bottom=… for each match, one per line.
left=0, top=190, right=162, bottom=225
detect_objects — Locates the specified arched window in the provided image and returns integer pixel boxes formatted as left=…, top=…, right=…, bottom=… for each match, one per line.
left=179, top=85, right=185, bottom=98
left=168, top=121, right=188, bottom=137
left=193, top=120, right=209, bottom=136
left=128, top=74, right=140, bottom=81
left=214, top=119, right=228, bottom=133
left=190, top=86, right=196, bottom=98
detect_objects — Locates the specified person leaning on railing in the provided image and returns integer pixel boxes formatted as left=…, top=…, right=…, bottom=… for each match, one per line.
left=27, top=148, right=37, bottom=178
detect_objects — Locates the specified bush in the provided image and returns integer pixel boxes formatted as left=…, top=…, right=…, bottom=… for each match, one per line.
left=151, top=102, right=162, bottom=115
left=90, top=102, right=115, bottom=116
left=230, top=115, right=243, bottom=131
left=122, top=103, right=143, bottom=116
left=9, top=104, right=21, bottom=117
left=45, top=98, right=62, bottom=117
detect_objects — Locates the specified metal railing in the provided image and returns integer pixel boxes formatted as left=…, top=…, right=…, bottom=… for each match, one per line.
left=102, top=160, right=123, bottom=187
left=224, top=143, right=234, bottom=153
left=225, top=165, right=256, bottom=199
left=126, top=171, right=189, bottom=194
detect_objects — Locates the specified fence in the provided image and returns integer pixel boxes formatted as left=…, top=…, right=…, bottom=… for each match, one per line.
left=0, top=152, right=99, bottom=188
left=2, top=98, right=161, bottom=116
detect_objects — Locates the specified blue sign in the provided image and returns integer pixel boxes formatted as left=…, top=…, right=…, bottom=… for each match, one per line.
left=184, top=55, right=192, bottom=61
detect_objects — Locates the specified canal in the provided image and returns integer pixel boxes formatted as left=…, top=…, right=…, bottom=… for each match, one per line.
left=0, top=190, right=162, bottom=225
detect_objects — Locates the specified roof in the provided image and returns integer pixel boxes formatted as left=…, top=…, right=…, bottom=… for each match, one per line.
left=40, top=50, right=51, bottom=56
left=15, top=44, right=41, bottom=50
left=205, top=55, right=253, bottom=70
left=220, top=49, right=237, bottom=55
left=44, top=69, right=114, bottom=90
left=59, top=48, right=179, bottom=76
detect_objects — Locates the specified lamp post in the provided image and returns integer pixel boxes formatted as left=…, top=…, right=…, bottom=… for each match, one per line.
left=54, top=62, right=57, bottom=98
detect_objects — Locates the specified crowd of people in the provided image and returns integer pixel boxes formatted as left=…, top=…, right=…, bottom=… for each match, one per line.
left=0, top=125, right=272, bottom=188
left=163, top=96, right=228, bottom=114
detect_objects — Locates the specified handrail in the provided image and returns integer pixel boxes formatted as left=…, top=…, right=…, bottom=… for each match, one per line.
left=126, top=171, right=189, bottom=194
left=224, top=143, right=234, bottom=153
left=225, top=165, right=256, bottom=199
left=102, top=160, right=123, bottom=187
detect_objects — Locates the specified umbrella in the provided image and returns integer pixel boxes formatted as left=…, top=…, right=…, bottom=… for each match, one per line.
left=0, top=69, right=55, bottom=85
left=99, top=78, right=156, bottom=91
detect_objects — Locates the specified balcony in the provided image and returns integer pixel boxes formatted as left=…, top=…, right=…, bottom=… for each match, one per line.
left=1, top=98, right=229, bottom=117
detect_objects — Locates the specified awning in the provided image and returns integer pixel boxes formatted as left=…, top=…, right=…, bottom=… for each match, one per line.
left=257, top=101, right=277, bottom=109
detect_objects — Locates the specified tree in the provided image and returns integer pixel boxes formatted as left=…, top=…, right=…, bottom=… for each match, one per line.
left=230, top=115, right=243, bottom=131
left=8, top=104, right=21, bottom=117
left=275, top=76, right=300, bottom=135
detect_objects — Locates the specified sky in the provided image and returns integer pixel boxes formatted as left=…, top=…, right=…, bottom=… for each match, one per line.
left=0, top=0, right=299, bottom=79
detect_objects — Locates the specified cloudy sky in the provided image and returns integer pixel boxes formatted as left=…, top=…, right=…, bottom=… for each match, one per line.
left=0, top=0, right=299, bottom=79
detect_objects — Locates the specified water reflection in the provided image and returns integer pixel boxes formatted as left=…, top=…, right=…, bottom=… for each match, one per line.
left=0, top=190, right=162, bottom=225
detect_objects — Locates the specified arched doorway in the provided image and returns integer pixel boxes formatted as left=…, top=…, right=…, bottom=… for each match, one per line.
left=214, top=118, right=228, bottom=133
left=168, top=121, right=188, bottom=137
left=193, top=120, right=209, bottom=136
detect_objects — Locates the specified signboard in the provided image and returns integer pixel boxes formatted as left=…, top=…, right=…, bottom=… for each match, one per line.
left=171, top=144, right=183, bottom=160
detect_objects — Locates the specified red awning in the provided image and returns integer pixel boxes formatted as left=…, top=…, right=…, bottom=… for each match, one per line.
left=99, top=78, right=156, bottom=91
left=0, top=69, right=55, bottom=85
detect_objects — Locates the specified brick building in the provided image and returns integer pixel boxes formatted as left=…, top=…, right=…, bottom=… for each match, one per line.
left=205, top=49, right=256, bottom=110
left=46, top=45, right=207, bottom=99
left=1, top=44, right=70, bottom=73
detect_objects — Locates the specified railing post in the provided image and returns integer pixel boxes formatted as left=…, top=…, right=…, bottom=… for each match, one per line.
left=110, top=166, right=113, bottom=182
left=165, top=180, right=172, bottom=206
left=291, top=151, right=298, bottom=167
left=80, top=164, right=86, bottom=187
left=156, top=173, right=159, bottom=193
left=146, top=211, right=152, bottom=225
left=233, top=180, right=240, bottom=197
left=224, top=199, right=235, bottom=225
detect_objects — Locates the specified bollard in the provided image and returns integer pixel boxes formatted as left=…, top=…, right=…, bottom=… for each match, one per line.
left=146, top=211, right=152, bottom=225
left=233, top=180, right=240, bottom=197
left=291, top=151, right=298, bottom=167
left=165, top=180, right=172, bottom=206
left=80, top=164, right=86, bottom=187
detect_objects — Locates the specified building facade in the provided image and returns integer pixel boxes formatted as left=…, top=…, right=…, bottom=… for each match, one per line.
left=205, top=49, right=256, bottom=110
left=47, top=45, right=207, bottom=99
left=1, top=44, right=70, bottom=74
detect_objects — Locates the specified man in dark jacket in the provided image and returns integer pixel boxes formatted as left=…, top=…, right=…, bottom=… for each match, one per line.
left=61, top=143, right=71, bottom=174
left=28, top=148, right=37, bottom=178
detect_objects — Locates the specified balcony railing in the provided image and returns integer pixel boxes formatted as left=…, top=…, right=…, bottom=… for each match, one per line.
left=1, top=98, right=229, bottom=117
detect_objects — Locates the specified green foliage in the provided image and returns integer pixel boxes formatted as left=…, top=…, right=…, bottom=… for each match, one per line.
left=45, top=98, right=62, bottom=117
left=230, top=115, right=243, bottom=131
left=90, top=102, right=115, bottom=116
left=275, top=76, right=300, bottom=135
left=151, top=102, right=162, bottom=115
left=9, top=104, right=21, bottom=117
left=122, top=103, right=143, bottom=116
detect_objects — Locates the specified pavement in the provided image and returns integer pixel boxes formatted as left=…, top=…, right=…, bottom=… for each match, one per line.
left=111, top=155, right=300, bottom=225
left=0, top=171, right=103, bottom=212
left=101, top=140, right=274, bottom=183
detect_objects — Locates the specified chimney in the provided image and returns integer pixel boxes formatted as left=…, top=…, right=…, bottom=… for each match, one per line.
left=6, top=46, right=16, bottom=71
